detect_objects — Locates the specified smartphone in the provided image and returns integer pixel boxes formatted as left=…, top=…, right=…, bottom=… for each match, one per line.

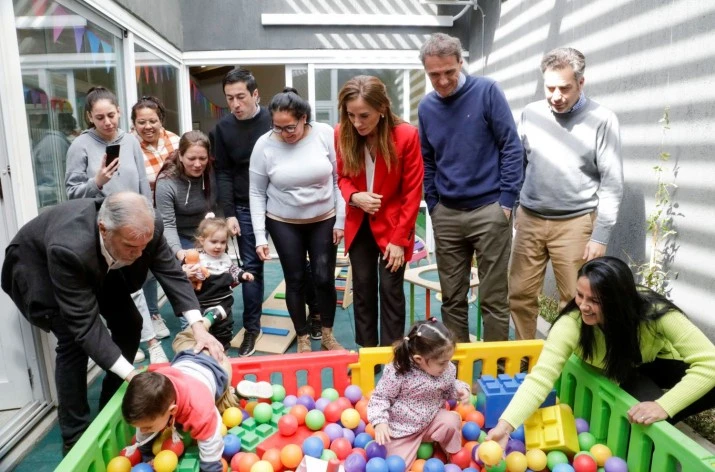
left=105, top=144, right=121, bottom=166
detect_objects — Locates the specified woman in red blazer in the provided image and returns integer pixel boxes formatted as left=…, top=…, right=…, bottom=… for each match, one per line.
left=335, top=75, right=424, bottom=348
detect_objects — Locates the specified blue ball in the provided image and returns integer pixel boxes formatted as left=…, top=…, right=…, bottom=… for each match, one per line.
left=385, top=455, right=406, bottom=472
left=444, top=465, right=462, bottom=472
left=222, top=434, right=241, bottom=459
left=552, top=464, right=575, bottom=472
left=423, top=457, right=445, bottom=472
left=344, top=453, right=367, bottom=472
left=302, top=436, right=324, bottom=458
left=131, top=464, right=153, bottom=472
left=462, top=421, right=481, bottom=441
left=463, top=469, right=479, bottom=472
left=511, top=424, right=525, bottom=442
left=283, top=394, right=298, bottom=407
left=354, top=432, right=374, bottom=449
left=366, top=457, right=388, bottom=472
left=342, top=427, right=356, bottom=445
left=365, top=440, right=387, bottom=459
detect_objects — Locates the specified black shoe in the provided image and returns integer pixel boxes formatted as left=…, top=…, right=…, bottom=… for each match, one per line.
left=238, top=330, right=262, bottom=357
left=62, top=441, right=76, bottom=457
left=308, top=313, right=322, bottom=340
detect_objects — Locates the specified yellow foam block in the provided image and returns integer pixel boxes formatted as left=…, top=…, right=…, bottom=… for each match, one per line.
left=524, top=404, right=579, bottom=455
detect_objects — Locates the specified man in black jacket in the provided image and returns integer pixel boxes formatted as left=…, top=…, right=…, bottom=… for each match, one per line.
left=1, top=192, right=225, bottom=454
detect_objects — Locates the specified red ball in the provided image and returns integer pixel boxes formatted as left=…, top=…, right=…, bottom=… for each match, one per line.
left=450, top=447, right=471, bottom=469
left=162, top=437, right=185, bottom=457
left=290, top=405, right=309, bottom=425
left=312, top=431, right=331, bottom=449
left=335, top=397, right=353, bottom=410
left=230, top=452, right=245, bottom=471
left=433, top=448, right=448, bottom=462
left=119, top=446, right=141, bottom=466
left=351, top=447, right=368, bottom=461
left=297, top=385, right=316, bottom=399
left=278, top=414, right=299, bottom=436
left=329, top=437, right=353, bottom=460
left=573, top=454, right=598, bottom=472
left=323, top=401, right=344, bottom=424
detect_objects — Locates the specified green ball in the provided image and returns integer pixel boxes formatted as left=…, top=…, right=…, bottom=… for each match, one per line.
left=321, top=449, right=337, bottom=461
left=478, top=430, right=487, bottom=443
left=417, top=442, right=434, bottom=460
left=476, top=392, right=487, bottom=409
left=485, top=459, right=507, bottom=472
left=305, top=409, right=326, bottom=431
left=546, top=450, right=569, bottom=470
left=271, top=384, right=286, bottom=402
left=321, top=388, right=339, bottom=402
left=252, top=403, right=273, bottom=424
left=578, top=431, right=598, bottom=451
left=181, top=428, right=193, bottom=447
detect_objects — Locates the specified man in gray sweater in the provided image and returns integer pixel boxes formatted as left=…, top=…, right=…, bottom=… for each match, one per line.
left=510, top=47, right=624, bottom=340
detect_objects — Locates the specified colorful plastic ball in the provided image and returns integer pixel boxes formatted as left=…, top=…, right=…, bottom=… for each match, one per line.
left=449, top=447, right=471, bottom=469
left=283, top=394, right=298, bottom=408
left=444, top=465, right=462, bottom=472
left=280, top=444, right=303, bottom=469
left=505, top=438, right=526, bottom=455
left=236, top=452, right=260, bottom=472
left=354, top=419, right=366, bottom=435
left=411, top=459, right=426, bottom=472
left=153, top=429, right=172, bottom=455
left=477, top=440, right=503, bottom=466
left=579, top=432, right=597, bottom=451
left=341, top=408, right=361, bottom=429
left=344, top=452, right=368, bottom=472
left=302, top=436, right=324, bottom=458
left=355, top=399, right=369, bottom=422
left=249, top=460, right=273, bottom=472
left=604, top=456, right=628, bottom=472
left=575, top=417, right=590, bottom=434
left=322, top=449, right=338, bottom=461
left=107, top=456, right=132, bottom=472
left=290, top=404, right=309, bottom=425
left=153, top=450, right=179, bottom=472
left=478, top=430, right=488, bottom=443
left=525, top=449, right=547, bottom=471
left=505, top=451, right=528, bottom=472
left=336, top=397, right=353, bottom=410
left=330, top=437, right=354, bottom=460
left=297, top=385, right=316, bottom=399
left=462, top=421, right=481, bottom=441
left=322, top=387, right=340, bottom=401
left=324, top=422, right=344, bottom=442
left=366, top=457, right=389, bottom=472
left=323, top=401, right=344, bottom=423
left=463, top=468, right=479, bottom=472
left=547, top=450, right=569, bottom=470
left=590, top=444, right=613, bottom=467
left=423, top=457, right=445, bottom=472
left=345, top=385, right=364, bottom=404
left=131, top=464, right=153, bottom=472
left=313, top=431, right=331, bottom=449
left=475, top=392, right=487, bottom=409
left=365, top=440, right=388, bottom=459
left=553, top=464, right=576, bottom=472
left=230, top=452, right=245, bottom=472
left=417, top=442, right=434, bottom=460
left=297, top=394, right=316, bottom=411
left=343, top=427, right=356, bottom=445
left=223, top=434, right=242, bottom=459
left=511, top=424, right=525, bottom=442
left=252, top=403, right=273, bottom=424
left=162, top=437, right=185, bottom=457
left=572, top=453, right=598, bottom=472
left=271, top=384, right=286, bottom=402
left=385, top=454, right=406, bottom=472
left=119, top=446, right=142, bottom=466
left=244, top=401, right=258, bottom=416
left=221, top=458, right=228, bottom=472
left=305, top=409, right=326, bottom=430
left=315, top=397, right=331, bottom=411
left=485, top=459, right=507, bottom=472
left=277, top=413, right=298, bottom=436
left=354, top=432, right=374, bottom=449
left=261, top=447, right=282, bottom=471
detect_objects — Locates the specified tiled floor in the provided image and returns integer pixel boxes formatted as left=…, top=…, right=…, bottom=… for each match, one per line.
left=15, top=259, right=480, bottom=470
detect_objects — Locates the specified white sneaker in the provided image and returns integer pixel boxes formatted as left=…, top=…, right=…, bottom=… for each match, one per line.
left=151, top=316, right=170, bottom=339
left=148, top=342, right=169, bottom=364
left=237, top=380, right=273, bottom=399
left=134, top=348, right=146, bottom=363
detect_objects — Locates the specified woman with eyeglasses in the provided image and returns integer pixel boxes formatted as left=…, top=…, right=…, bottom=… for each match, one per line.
left=249, top=87, right=345, bottom=353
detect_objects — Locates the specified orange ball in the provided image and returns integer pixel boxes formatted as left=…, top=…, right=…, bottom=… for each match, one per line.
left=464, top=409, right=485, bottom=428
left=411, top=458, right=426, bottom=472
left=280, top=444, right=303, bottom=469
left=245, top=401, right=258, bottom=416
left=289, top=405, right=309, bottom=425
left=238, top=452, right=260, bottom=472
left=364, top=423, right=375, bottom=438
left=106, top=456, right=132, bottom=472
left=261, top=447, right=283, bottom=471
left=312, top=431, right=330, bottom=449
left=455, top=403, right=476, bottom=420
left=221, top=458, right=228, bottom=472
left=297, top=385, right=316, bottom=399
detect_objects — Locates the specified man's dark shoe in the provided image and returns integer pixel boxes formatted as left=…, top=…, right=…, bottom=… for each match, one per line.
left=308, top=313, right=322, bottom=340
left=238, top=330, right=262, bottom=357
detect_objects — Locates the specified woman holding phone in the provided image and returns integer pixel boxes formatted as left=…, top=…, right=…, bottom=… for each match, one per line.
left=65, top=86, right=167, bottom=365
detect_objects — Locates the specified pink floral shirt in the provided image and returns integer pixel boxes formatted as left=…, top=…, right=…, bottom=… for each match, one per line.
left=367, top=362, right=470, bottom=438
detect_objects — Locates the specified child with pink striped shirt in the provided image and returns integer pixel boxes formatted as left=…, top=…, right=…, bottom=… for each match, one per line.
left=367, top=318, right=471, bottom=467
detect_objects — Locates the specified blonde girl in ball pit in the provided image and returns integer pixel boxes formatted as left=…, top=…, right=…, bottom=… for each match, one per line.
left=367, top=318, right=471, bottom=468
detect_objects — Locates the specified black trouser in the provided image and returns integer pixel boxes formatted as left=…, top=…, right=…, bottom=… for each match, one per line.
left=52, top=296, right=141, bottom=447
left=304, top=260, right=320, bottom=316
left=349, top=215, right=406, bottom=347
left=620, top=358, right=715, bottom=423
left=266, top=217, right=337, bottom=336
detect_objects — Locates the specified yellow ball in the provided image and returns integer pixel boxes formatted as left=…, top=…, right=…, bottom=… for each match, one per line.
left=590, top=443, right=613, bottom=466
left=222, top=406, right=243, bottom=428
left=153, top=428, right=172, bottom=455
left=505, top=451, right=528, bottom=472
left=340, top=408, right=361, bottom=429
left=107, top=456, right=132, bottom=472
left=220, top=423, right=228, bottom=436
left=250, top=460, right=275, bottom=472
left=153, top=449, right=179, bottom=472
left=477, top=440, right=503, bottom=466
left=525, top=449, right=547, bottom=471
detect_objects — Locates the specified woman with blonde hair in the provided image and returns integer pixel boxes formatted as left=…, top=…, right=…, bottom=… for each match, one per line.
left=336, top=75, right=424, bottom=348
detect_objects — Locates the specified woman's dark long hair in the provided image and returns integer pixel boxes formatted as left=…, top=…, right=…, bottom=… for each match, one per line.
left=553, top=256, right=682, bottom=383
left=155, top=130, right=213, bottom=204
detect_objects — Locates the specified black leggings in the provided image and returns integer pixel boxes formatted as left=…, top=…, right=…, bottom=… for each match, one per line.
left=620, top=357, right=715, bottom=423
left=266, top=217, right=337, bottom=336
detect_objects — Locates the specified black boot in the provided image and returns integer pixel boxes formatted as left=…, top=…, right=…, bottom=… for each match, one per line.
left=309, top=313, right=322, bottom=340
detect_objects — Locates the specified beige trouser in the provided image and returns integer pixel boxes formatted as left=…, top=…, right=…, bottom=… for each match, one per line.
left=509, top=206, right=595, bottom=340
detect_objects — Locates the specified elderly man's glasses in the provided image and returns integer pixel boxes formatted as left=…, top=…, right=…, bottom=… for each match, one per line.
left=272, top=122, right=300, bottom=134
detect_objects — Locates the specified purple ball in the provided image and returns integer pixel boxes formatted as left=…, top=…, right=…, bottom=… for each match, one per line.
left=283, top=394, right=298, bottom=408
left=353, top=419, right=366, bottom=434
left=343, top=427, right=356, bottom=445
left=297, top=394, right=316, bottom=410
left=315, top=397, right=331, bottom=411
left=365, top=440, right=387, bottom=459
left=604, top=456, right=629, bottom=472
left=575, top=417, right=590, bottom=434
left=444, top=465, right=462, bottom=472
left=447, top=399, right=457, bottom=409
left=471, top=444, right=483, bottom=466
left=344, top=452, right=368, bottom=472
left=505, top=438, right=526, bottom=455
left=241, top=409, right=251, bottom=421
left=324, top=423, right=344, bottom=442
left=463, top=469, right=479, bottom=472
left=344, top=385, right=364, bottom=404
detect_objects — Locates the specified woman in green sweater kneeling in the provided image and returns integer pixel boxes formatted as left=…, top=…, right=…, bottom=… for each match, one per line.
left=488, top=256, right=715, bottom=447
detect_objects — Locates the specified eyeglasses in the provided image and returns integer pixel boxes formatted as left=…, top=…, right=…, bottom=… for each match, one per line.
left=272, top=122, right=300, bottom=134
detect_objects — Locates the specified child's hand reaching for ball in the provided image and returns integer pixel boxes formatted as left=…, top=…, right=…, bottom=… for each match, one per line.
left=457, top=386, right=471, bottom=405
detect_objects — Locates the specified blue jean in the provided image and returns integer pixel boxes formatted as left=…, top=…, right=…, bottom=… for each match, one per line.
left=235, top=206, right=263, bottom=333
left=142, top=272, right=159, bottom=316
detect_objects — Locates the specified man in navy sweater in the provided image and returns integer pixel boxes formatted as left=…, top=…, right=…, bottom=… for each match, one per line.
left=418, top=33, right=523, bottom=343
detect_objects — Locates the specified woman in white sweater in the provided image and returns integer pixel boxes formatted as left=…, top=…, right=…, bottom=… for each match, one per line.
left=249, top=88, right=345, bottom=353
